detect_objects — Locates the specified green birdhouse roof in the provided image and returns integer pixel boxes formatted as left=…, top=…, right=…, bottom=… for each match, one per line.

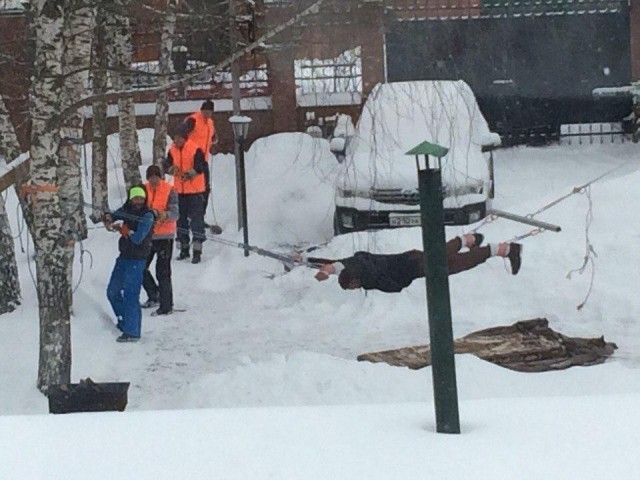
left=405, top=141, right=449, bottom=158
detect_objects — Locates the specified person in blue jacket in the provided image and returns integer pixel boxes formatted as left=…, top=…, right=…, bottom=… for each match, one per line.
left=104, top=185, right=155, bottom=342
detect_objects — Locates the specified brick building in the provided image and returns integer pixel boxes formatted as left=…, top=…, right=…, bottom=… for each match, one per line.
left=1, top=0, right=639, bottom=153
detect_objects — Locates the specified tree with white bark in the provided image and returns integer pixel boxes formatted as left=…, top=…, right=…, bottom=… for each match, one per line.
left=58, top=0, right=93, bottom=308
left=152, top=0, right=178, bottom=167
left=89, top=1, right=109, bottom=223
left=0, top=193, right=20, bottom=315
left=29, top=0, right=72, bottom=393
left=106, top=0, right=142, bottom=188
left=0, top=95, right=23, bottom=315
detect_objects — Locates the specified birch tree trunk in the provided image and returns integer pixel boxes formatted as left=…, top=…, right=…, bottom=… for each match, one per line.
left=0, top=94, right=35, bottom=239
left=0, top=195, right=20, bottom=315
left=152, top=0, right=177, bottom=167
left=30, top=0, right=72, bottom=393
left=90, top=3, right=109, bottom=222
left=107, top=0, right=142, bottom=188
left=58, top=0, right=93, bottom=308
left=0, top=95, right=22, bottom=314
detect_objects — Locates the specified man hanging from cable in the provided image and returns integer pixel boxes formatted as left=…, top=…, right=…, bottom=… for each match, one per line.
left=104, top=185, right=155, bottom=342
left=307, top=234, right=522, bottom=292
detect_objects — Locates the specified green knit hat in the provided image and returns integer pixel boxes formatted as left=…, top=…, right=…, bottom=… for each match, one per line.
left=129, top=186, right=146, bottom=200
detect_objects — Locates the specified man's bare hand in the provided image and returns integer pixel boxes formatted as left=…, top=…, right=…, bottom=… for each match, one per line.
left=314, top=263, right=336, bottom=281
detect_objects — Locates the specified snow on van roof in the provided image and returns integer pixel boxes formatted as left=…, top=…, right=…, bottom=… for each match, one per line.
left=344, top=80, right=493, bottom=193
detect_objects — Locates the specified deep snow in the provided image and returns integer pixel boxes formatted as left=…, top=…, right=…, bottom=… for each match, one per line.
left=1, top=128, right=640, bottom=479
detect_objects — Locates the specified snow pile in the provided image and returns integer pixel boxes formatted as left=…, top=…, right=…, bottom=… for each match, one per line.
left=211, top=132, right=341, bottom=246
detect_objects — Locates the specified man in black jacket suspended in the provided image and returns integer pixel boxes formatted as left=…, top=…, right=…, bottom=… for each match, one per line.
left=309, top=234, right=522, bottom=293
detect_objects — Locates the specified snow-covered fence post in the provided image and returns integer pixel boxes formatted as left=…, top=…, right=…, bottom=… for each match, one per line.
left=29, top=0, right=72, bottom=393
left=407, top=141, right=460, bottom=434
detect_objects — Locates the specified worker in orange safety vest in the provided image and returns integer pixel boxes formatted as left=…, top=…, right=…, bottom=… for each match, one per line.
left=163, top=128, right=207, bottom=264
left=141, top=165, right=179, bottom=314
left=183, top=100, right=218, bottom=219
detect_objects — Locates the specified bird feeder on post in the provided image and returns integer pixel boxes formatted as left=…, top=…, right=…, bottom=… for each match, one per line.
left=406, top=140, right=460, bottom=434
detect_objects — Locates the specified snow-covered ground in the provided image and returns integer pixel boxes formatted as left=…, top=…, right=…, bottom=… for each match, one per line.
left=1, top=129, right=640, bottom=479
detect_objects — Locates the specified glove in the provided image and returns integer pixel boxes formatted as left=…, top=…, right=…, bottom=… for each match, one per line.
left=167, top=165, right=179, bottom=176
left=119, top=224, right=131, bottom=238
left=156, top=210, right=168, bottom=222
left=183, top=169, right=197, bottom=180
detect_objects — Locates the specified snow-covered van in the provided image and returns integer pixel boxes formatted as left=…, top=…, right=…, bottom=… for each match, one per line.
left=333, top=80, right=500, bottom=234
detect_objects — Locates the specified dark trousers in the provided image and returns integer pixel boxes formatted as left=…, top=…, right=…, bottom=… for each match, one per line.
left=406, top=237, right=491, bottom=278
left=142, top=239, right=174, bottom=312
left=177, top=193, right=206, bottom=248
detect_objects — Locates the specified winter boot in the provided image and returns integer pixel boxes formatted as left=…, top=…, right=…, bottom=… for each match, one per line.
left=192, top=241, right=203, bottom=264
left=152, top=308, right=174, bottom=316
left=141, top=299, right=159, bottom=309
left=116, top=333, right=140, bottom=343
left=507, top=243, right=522, bottom=275
left=177, top=244, right=190, bottom=260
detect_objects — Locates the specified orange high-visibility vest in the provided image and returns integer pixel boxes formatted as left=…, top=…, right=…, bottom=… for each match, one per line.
left=145, top=179, right=176, bottom=237
left=185, top=112, right=215, bottom=161
left=168, top=139, right=206, bottom=194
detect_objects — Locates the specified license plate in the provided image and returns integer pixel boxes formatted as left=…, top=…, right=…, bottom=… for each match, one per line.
left=389, top=214, right=421, bottom=227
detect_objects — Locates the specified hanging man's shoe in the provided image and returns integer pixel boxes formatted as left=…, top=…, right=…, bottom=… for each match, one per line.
left=507, top=243, right=522, bottom=275
left=472, top=233, right=484, bottom=248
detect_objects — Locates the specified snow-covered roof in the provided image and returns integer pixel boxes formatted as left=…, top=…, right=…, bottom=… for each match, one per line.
left=82, top=97, right=272, bottom=118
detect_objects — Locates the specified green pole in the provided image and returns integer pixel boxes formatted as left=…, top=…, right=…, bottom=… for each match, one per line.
left=417, top=158, right=460, bottom=434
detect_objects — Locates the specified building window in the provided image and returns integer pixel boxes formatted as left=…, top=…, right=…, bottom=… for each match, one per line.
left=294, top=46, right=362, bottom=106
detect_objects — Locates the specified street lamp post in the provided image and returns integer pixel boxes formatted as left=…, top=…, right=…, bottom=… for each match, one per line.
left=406, top=140, right=460, bottom=434
left=229, top=116, right=252, bottom=257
